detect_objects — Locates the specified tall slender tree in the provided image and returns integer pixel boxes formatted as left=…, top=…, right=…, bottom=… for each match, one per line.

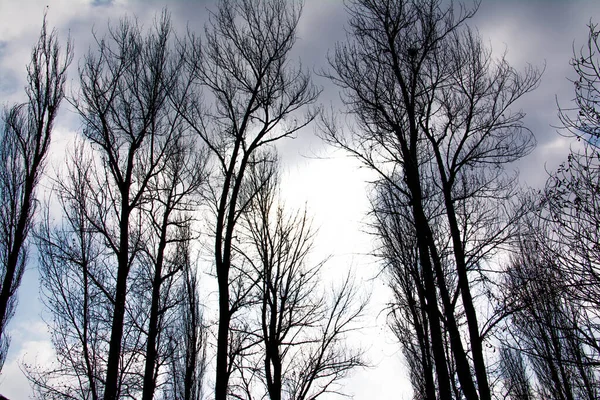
left=498, top=346, right=533, bottom=400
left=0, top=14, right=72, bottom=371
left=180, top=1, right=320, bottom=397
left=139, top=100, right=208, bottom=400
left=323, top=1, right=540, bottom=398
left=372, top=177, right=440, bottom=400
left=505, top=236, right=598, bottom=400
left=164, top=236, right=207, bottom=400
left=498, top=19, right=600, bottom=400
left=233, top=156, right=366, bottom=400
left=27, top=143, right=105, bottom=399
left=69, top=12, right=201, bottom=399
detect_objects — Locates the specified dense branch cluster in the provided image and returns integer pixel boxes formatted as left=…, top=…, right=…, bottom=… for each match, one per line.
left=2, top=1, right=600, bottom=399
left=3, top=2, right=363, bottom=400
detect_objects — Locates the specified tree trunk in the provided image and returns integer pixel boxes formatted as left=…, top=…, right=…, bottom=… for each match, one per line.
left=0, top=181, right=33, bottom=336
left=427, top=235, right=480, bottom=400
left=406, top=175, right=452, bottom=399
left=442, top=188, right=491, bottom=400
left=104, top=201, right=131, bottom=400
left=142, top=215, right=169, bottom=400
left=215, top=267, right=231, bottom=400
left=411, top=281, right=437, bottom=400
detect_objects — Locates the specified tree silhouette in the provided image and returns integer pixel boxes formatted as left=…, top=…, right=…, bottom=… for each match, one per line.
left=179, top=1, right=320, bottom=397
left=28, top=12, right=207, bottom=399
left=323, top=0, right=540, bottom=398
left=499, top=345, right=533, bottom=400
left=230, top=156, right=366, bottom=399
left=504, top=236, right=598, bottom=400
left=0, top=14, right=71, bottom=372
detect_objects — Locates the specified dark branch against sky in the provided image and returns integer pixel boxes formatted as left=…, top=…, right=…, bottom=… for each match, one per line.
left=1, top=0, right=600, bottom=397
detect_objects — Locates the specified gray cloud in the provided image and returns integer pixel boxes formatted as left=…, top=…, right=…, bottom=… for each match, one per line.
left=2, top=0, right=600, bottom=397
left=92, top=0, right=114, bottom=6
left=0, top=39, right=19, bottom=96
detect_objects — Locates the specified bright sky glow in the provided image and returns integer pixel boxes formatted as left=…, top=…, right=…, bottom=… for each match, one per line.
left=1, top=0, right=600, bottom=398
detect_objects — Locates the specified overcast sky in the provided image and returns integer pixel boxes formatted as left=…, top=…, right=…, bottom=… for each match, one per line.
left=1, top=0, right=599, bottom=398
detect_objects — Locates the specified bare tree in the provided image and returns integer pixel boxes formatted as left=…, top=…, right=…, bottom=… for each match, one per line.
left=371, top=177, right=442, bottom=400
left=544, top=83, right=600, bottom=369
left=498, top=346, right=533, bottom=400
left=423, top=27, right=539, bottom=400
left=233, top=157, right=366, bottom=400
left=28, top=12, right=210, bottom=399
left=63, top=12, right=202, bottom=399
left=504, top=236, right=599, bottom=400
left=26, top=144, right=105, bottom=400
left=29, top=139, right=207, bottom=400
left=0, top=13, right=72, bottom=370
left=163, top=227, right=207, bottom=400
left=552, top=20, right=600, bottom=372
left=286, top=274, right=366, bottom=400
left=517, top=20, right=600, bottom=380
left=180, top=1, right=320, bottom=397
left=139, top=105, right=208, bottom=400
left=323, top=1, right=540, bottom=398
left=559, top=21, right=600, bottom=147
left=494, top=20, right=600, bottom=400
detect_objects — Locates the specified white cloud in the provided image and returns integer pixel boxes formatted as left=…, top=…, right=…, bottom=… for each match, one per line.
left=0, top=321, right=54, bottom=398
left=3, top=0, right=600, bottom=398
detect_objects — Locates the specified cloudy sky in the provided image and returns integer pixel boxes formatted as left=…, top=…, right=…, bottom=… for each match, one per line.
left=0, top=0, right=599, bottom=398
